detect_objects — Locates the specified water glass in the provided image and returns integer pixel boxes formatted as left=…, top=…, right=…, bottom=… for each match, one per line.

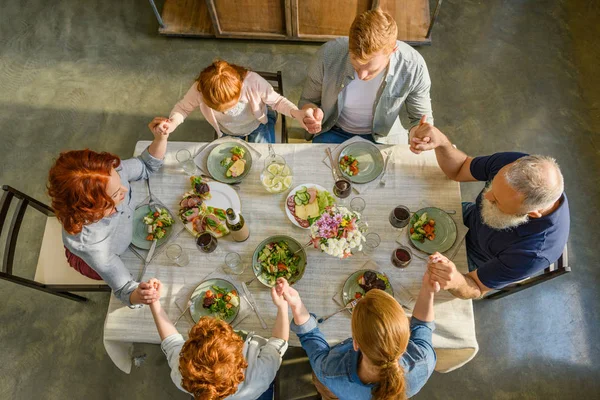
left=350, top=197, right=366, bottom=214
left=176, top=149, right=197, bottom=175
left=166, top=244, right=189, bottom=267
left=224, top=252, right=245, bottom=275
left=362, top=233, right=381, bottom=256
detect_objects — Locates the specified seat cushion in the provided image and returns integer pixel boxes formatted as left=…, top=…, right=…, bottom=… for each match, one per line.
left=34, top=217, right=106, bottom=285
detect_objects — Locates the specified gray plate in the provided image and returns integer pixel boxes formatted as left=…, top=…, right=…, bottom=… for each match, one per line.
left=408, top=207, right=457, bottom=254
left=189, top=278, right=240, bottom=324
left=131, top=205, right=174, bottom=250
left=207, top=142, right=252, bottom=184
left=339, top=142, right=384, bottom=184
left=342, top=269, right=394, bottom=313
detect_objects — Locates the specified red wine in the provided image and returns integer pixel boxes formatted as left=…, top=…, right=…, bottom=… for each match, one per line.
left=197, top=232, right=218, bottom=254
left=391, top=247, right=412, bottom=268
left=333, top=179, right=352, bottom=199
left=389, top=205, right=410, bottom=229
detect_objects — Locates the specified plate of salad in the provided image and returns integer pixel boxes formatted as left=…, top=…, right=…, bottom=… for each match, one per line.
left=179, top=176, right=241, bottom=238
left=342, top=269, right=394, bottom=313
left=131, top=205, right=175, bottom=250
left=285, top=184, right=336, bottom=229
left=408, top=207, right=457, bottom=254
left=252, top=235, right=307, bottom=287
left=338, top=142, right=384, bottom=184
left=189, top=278, right=240, bottom=324
left=207, top=143, right=253, bottom=184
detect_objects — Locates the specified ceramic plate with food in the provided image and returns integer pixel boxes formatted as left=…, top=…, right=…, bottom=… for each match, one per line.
left=338, top=142, right=384, bottom=184
left=408, top=207, right=457, bottom=254
left=131, top=205, right=175, bottom=249
left=342, top=269, right=394, bottom=313
left=189, top=278, right=240, bottom=324
left=207, top=143, right=253, bottom=184
left=179, top=176, right=241, bottom=238
left=252, top=235, right=307, bottom=287
left=285, top=184, right=335, bottom=229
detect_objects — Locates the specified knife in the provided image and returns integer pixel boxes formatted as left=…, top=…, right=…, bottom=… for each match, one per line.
left=241, top=282, right=268, bottom=329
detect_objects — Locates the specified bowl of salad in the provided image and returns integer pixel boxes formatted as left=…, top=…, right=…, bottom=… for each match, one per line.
left=131, top=205, right=175, bottom=249
left=189, top=278, right=240, bottom=324
left=252, top=235, right=307, bottom=287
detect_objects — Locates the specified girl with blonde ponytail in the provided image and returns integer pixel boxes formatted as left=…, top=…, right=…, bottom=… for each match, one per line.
left=151, top=59, right=308, bottom=143
left=277, top=270, right=437, bottom=399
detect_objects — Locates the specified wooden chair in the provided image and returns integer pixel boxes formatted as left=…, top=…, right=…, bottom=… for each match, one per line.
left=484, top=245, right=571, bottom=299
left=213, top=70, right=289, bottom=143
left=0, top=185, right=110, bottom=302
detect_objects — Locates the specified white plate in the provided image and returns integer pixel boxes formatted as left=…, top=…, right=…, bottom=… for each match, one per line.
left=183, top=181, right=241, bottom=237
left=285, top=183, right=328, bottom=229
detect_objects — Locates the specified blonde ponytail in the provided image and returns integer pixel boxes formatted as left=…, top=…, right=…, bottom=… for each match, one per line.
left=351, top=289, right=410, bottom=400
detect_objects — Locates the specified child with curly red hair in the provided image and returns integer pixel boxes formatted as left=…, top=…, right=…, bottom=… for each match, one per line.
left=148, top=279, right=289, bottom=400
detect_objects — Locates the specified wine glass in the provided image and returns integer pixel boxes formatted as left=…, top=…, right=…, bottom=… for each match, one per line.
left=389, top=205, right=410, bottom=242
left=333, top=179, right=352, bottom=205
left=195, top=215, right=220, bottom=261
left=391, top=245, right=413, bottom=269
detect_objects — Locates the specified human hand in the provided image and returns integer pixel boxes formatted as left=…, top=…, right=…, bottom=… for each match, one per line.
left=276, top=278, right=302, bottom=309
left=422, top=269, right=440, bottom=293
left=148, top=117, right=172, bottom=139
left=290, top=109, right=310, bottom=130
left=271, top=284, right=288, bottom=309
left=131, top=280, right=160, bottom=305
left=302, top=107, right=324, bottom=134
left=427, top=252, right=460, bottom=291
left=409, top=116, right=447, bottom=154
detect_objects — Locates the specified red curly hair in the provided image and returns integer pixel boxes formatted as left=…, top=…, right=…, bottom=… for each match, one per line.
left=180, top=317, right=248, bottom=399
left=47, top=149, right=121, bottom=235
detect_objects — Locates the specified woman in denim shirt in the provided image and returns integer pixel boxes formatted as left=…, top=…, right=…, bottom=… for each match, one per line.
left=276, top=270, right=437, bottom=400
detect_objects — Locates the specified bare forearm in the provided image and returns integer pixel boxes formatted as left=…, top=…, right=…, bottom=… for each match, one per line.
left=290, top=303, right=310, bottom=326
left=434, top=137, right=469, bottom=180
left=412, top=285, right=435, bottom=322
left=149, top=302, right=178, bottom=340
left=148, top=137, right=168, bottom=160
left=272, top=306, right=290, bottom=341
left=449, top=274, right=483, bottom=300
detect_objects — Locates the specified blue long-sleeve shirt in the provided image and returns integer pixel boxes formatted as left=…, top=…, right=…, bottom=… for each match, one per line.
left=290, top=314, right=436, bottom=399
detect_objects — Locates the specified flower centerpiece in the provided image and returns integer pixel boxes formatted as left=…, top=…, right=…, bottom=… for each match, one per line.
left=309, top=206, right=366, bottom=259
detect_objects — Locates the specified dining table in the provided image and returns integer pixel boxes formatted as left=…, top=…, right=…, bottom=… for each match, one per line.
left=103, top=140, right=479, bottom=375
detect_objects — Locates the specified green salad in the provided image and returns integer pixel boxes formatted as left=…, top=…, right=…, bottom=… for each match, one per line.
left=143, top=207, right=174, bottom=241
left=202, top=285, right=240, bottom=320
left=257, top=241, right=302, bottom=286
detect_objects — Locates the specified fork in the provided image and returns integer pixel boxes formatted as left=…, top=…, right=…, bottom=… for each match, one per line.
left=174, top=300, right=192, bottom=326
left=318, top=298, right=361, bottom=323
left=379, top=152, right=392, bottom=187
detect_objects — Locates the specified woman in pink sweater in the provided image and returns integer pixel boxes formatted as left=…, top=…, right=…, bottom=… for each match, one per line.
left=152, top=60, right=306, bottom=143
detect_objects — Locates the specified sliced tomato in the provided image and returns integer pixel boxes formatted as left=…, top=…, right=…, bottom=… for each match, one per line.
left=410, top=228, right=415, bottom=234
left=231, top=290, right=238, bottom=296
left=146, top=234, right=154, bottom=241
left=205, top=290, right=213, bottom=298
left=232, top=155, right=240, bottom=161
left=277, top=262, right=287, bottom=271
left=226, top=303, right=233, bottom=309
left=216, top=293, right=223, bottom=299
left=344, top=155, right=349, bottom=161
left=153, top=212, right=160, bottom=218
left=156, top=221, right=163, bottom=227
left=355, top=292, right=363, bottom=299
left=224, top=295, right=231, bottom=302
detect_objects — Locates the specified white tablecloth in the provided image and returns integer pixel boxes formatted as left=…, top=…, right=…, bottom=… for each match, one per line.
left=103, top=141, right=478, bottom=374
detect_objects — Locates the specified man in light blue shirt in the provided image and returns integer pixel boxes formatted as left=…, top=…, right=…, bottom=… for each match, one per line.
left=300, top=9, right=433, bottom=144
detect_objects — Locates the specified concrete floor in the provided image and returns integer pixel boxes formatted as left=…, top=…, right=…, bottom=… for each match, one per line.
left=0, top=0, right=599, bottom=399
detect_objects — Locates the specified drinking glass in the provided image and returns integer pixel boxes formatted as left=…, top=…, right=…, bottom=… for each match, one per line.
left=350, top=197, right=366, bottom=214
left=333, top=179, right=352, bottom=205
left=166, top=244, right=189, bottom=267
left=176, top=149, right=197, bottom=175
left=195, top=216, right=220, bottom=260
left=362, top=233, right=381, bottom=256
left=391, top=245, right=413, bottom=269
left=389, top=205, right=410, bottom=241
left=224, top=252, right=245, bottom=275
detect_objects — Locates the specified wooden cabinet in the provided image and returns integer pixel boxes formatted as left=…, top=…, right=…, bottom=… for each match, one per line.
left=154, top=0, right=442, bottom=46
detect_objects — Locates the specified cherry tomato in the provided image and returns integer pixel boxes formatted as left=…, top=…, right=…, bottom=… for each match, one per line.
left=146, top=234, right=154, bottom=241
left=153, top=212, right=160, bottom=218
left=355, top=292, right=362, bottom=299
left=205, top=290, right=213, bottom=298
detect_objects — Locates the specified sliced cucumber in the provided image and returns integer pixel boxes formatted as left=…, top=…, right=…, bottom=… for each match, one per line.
left=294, top=196, right=303, bottom=205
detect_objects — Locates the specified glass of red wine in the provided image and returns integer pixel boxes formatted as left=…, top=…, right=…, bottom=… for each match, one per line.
left=389, top=205, right=411, bottom=242
left=391, top=245, right=413, bottom=269
left=196, top=215, right=220, bottom=260
left=333, top=179, right=352, bottom=205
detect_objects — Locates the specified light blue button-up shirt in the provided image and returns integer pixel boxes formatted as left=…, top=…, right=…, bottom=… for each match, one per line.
left=62, top=148, right=163, bottom=305
left=299, top=37, right=434, bottom=142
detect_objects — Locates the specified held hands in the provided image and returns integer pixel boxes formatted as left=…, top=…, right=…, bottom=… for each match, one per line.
left=426, top=252, right=460, bottom=291
left=409, top=115, right=446, bottom=154
left=275, top=277, right=302, bottom=309
left=148, top=117, right=174, bottom=140
left=301, top=107, right=324, bottom=135
left=132, top=278, right=161, bottom=305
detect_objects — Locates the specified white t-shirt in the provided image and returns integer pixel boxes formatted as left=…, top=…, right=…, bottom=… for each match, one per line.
left=337, top=70, right=385, bottom=134
left=214, top=101, right=262, bottom=136
left=161, top=332, right=288, bottom=400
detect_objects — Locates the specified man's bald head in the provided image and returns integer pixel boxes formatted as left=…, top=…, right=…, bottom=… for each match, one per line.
left=504, top=155, right=564, bottom=212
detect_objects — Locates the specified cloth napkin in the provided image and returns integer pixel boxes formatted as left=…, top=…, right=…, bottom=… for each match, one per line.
left=332, top=260, right=416, bottom=313
left=193, top=137, right=262, bottom=177
left=174, top=265, right=252, bottom=329
left=322, top=136, right=393, bottom=194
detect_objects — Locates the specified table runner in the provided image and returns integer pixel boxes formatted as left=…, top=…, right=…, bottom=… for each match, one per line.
left=103, top=141, right=478, bottom=374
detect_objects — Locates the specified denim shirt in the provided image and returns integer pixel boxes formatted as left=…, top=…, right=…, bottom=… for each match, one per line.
left=291, top=314, right=436, bottom=399
left=299, top=37, right=433, bottom=141
left=62, top=148, right=163, bottom=305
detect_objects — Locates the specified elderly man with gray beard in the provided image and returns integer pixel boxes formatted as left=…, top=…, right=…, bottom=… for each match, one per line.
left=409, top=122, right=570, bottom=299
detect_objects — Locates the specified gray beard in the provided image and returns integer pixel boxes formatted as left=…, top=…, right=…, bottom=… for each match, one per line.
left=480, top=197, right=529, bottom=230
